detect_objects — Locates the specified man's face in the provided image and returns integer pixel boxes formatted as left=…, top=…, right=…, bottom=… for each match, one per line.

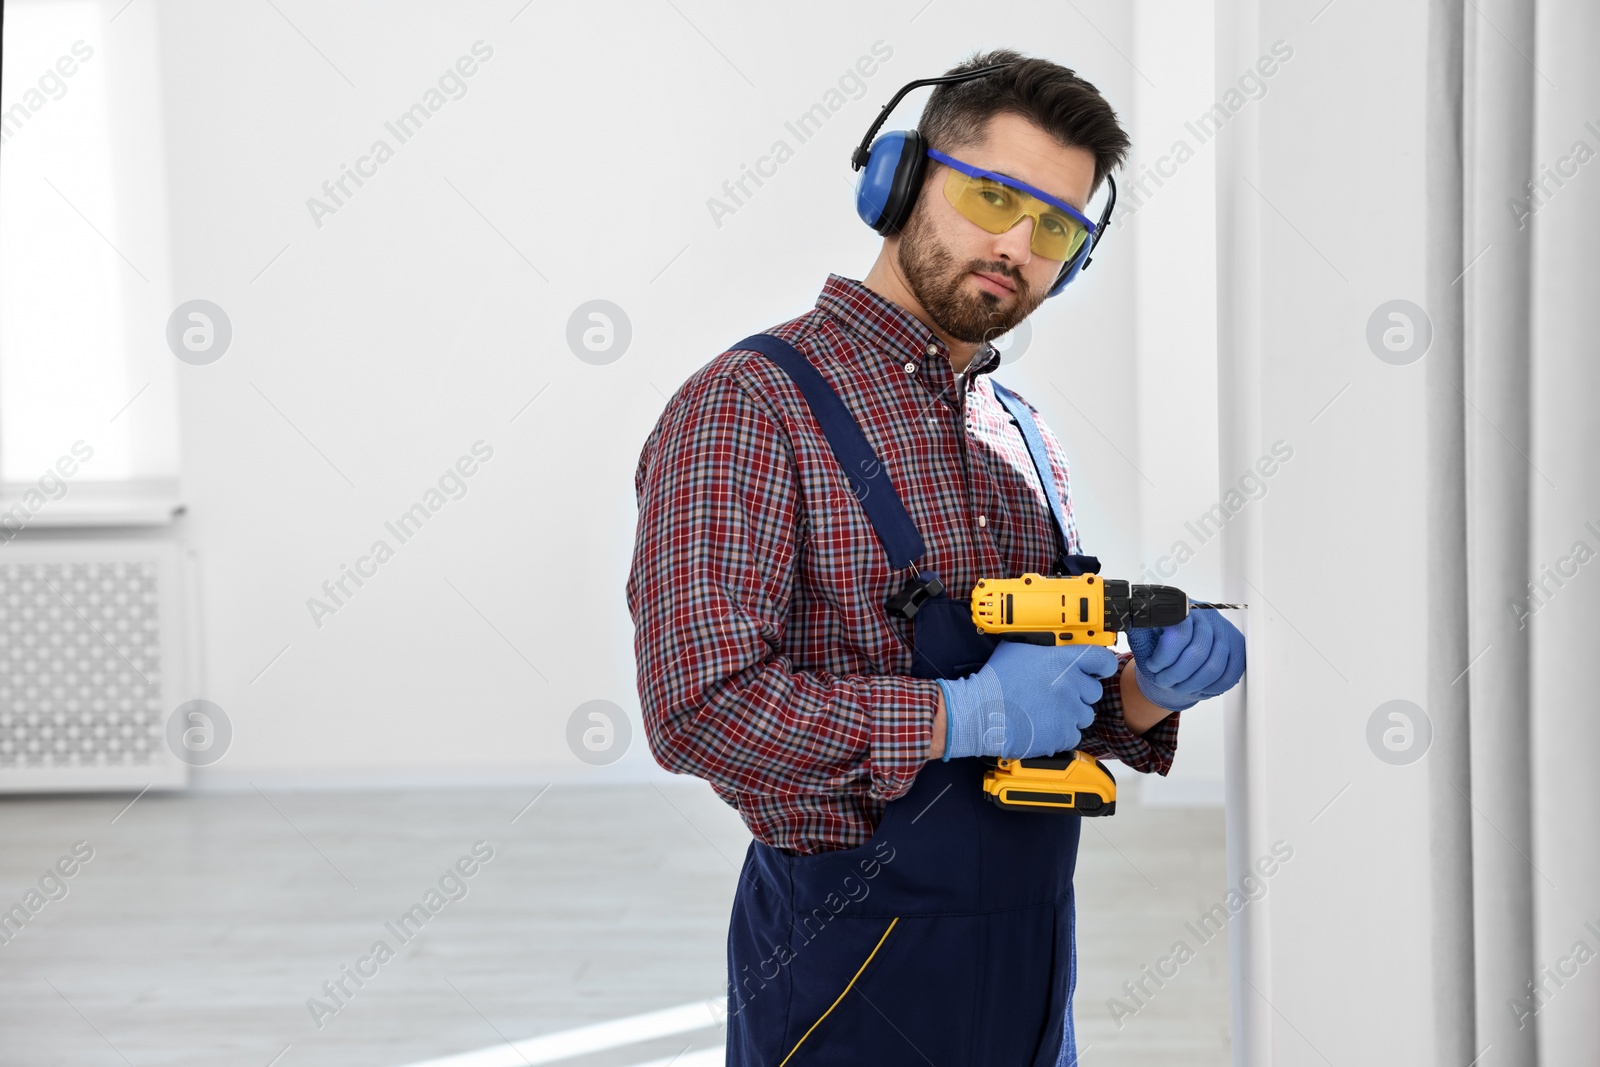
left=895, top=112, right=1097, bottom=346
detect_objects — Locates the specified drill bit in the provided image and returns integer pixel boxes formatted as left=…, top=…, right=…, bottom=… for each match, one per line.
left=1190, top=602, right=1247, bottom=610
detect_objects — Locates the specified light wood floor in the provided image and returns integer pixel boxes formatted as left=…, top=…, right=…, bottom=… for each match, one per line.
left=0, top=778, right=1227, bottom=1066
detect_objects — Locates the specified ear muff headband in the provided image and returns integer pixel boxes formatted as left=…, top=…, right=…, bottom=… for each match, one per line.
left=852, top=64, right=1118, bottom=299
left=851, top=64, right=1011, bottom=235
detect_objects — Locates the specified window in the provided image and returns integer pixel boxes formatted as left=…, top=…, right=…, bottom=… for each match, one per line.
left=1, top=0, right=180, bottom=525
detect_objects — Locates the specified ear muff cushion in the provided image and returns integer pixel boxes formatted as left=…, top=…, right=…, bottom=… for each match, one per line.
left=855, top=130, right=927, bottom=234
left=878, top=129, right=926, bottom=234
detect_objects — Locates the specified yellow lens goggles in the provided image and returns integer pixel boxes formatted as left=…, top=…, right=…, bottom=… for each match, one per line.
left=930, top=147, right=1094, bottom=263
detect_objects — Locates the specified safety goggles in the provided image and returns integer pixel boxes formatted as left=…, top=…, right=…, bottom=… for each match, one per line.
left=927, top=147, right=1095, bottom=263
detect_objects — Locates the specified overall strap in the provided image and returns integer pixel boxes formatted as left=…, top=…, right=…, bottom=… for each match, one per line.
left=989, top=380, right=1099, bottom=576
left=732, top=333, right=926, bottom=571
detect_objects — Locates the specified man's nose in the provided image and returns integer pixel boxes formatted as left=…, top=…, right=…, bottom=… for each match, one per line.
left=992, top=215, right=1035, bottom=265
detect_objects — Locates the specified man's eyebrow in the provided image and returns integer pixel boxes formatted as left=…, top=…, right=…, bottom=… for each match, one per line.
left=984, top=166, right=1084, bottom=213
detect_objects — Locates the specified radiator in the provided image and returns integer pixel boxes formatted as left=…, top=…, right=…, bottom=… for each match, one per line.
left=0, top=537, right=193, bottom=792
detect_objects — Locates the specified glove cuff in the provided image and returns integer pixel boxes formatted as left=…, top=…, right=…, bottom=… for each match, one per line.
left=938, top=668, right=1006, bottom=760
left=937, top=679, right=958, bottom=762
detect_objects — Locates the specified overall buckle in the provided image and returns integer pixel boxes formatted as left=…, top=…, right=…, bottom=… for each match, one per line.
left=885, top=572, right=945, bottom=620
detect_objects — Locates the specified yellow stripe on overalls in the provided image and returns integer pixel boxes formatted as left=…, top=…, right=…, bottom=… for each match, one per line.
left=777, top=917, right=899, bottom=1067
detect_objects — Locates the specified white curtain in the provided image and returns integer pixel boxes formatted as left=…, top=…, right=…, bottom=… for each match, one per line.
left=1525, top=0, right=1600, bottom=1061
left=1217, top=0, right=1599, bottom=1062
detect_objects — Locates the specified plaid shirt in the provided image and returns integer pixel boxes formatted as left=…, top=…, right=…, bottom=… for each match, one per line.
left=626, top=274, right=1180, bottom=855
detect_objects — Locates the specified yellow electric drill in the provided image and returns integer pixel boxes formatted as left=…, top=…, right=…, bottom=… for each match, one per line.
left=968, top=573, right=1243, bottom=815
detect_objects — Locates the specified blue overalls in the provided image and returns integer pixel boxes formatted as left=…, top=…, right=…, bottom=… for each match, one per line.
left=724, top=334, right=1098, bottom=1067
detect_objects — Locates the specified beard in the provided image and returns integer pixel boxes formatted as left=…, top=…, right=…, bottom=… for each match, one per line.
left=895, top=197, right=1050, bottom=346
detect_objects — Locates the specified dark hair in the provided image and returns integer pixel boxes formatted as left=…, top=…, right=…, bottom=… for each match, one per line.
left=916, top=49, right=1130, bottom=193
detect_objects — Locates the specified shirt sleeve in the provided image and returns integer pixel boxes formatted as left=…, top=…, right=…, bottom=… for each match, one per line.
left=626, top=370, right=938, bottom=803
left=1077, top=650, right=1180, bottom=774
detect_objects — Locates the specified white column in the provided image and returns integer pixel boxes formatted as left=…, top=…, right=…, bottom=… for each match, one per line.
left=1128, top=0, right=1227, bottom=806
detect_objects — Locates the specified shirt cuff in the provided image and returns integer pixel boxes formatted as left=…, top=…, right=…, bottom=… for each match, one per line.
left=863, top=677, right=941, bottom=801
left=1077, top=651, right=1180, bottom=775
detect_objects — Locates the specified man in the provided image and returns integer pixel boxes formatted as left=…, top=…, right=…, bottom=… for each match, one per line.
left=626, top=49, right=1246, bottom=1066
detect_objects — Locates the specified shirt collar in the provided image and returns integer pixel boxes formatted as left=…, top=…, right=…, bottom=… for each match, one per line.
left=814, top=274, right=1002, bottom=388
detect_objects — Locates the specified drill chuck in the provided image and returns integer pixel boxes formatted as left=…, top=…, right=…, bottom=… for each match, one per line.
left=1102, top=581, right=1191, bottom=630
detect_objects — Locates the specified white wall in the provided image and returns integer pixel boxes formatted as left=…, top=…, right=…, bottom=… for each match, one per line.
left=95, top=0, right=1197, bottom=787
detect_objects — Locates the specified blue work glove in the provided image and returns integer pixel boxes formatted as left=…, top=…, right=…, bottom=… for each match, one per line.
left=1125, top=604, right=1246, bottom=712
left=936, top=641, right=1120, bottom=761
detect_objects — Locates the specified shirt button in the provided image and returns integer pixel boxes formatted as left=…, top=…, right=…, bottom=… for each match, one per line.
left=904, top=361, right=916, bottom=373
left=977, top=514, right=988, bottom=528
left=925, top=343, right=939, bottom=356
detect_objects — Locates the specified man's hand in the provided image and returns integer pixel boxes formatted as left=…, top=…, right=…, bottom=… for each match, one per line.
left=933, top=642, right=1120, bottom=762
left=1125, top=606, right=1246, bottom=712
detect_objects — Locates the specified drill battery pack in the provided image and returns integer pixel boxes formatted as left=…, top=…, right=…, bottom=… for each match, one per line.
left=981, top=750, right=1117, bottom=815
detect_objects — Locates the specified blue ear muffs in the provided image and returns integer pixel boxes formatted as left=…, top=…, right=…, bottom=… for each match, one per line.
left=854, top=129, right=929, bottom=235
